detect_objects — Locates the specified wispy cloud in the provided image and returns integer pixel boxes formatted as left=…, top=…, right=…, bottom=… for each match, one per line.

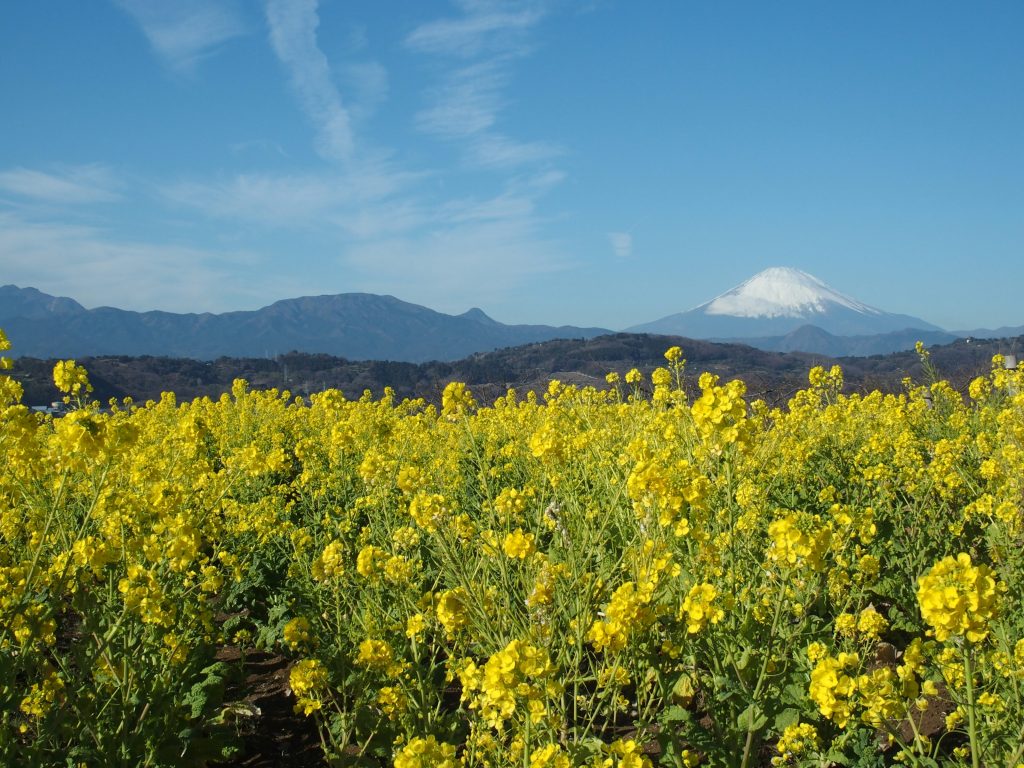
left=157, top=165, right=569, bottom=311
left=7, top=2, right=571, bottom=317
left=114, top=0, right=247, bottom=73
left=0, top=164, right=122, bottom=205
left=0, top=212, right=282, bottom=313
left=406, top=2, right=544, bottom=58
left=415, top=60, right=507, bottom=139
left=342, top=61, right=389, bottom=120
left=344, top=214, right=565, bottom=313
left=228, top=139, right=291, bottom=159
left=265, top=0, right=354, bottom=163
left=468, top=134, right=560, bottom=169
left=608, top=232, right=633, bottom=259
left=161, top=162, right=423, bottom=229
left=341, top=168, right=571, bottom=311
left=407, top=2, right=559, bottom=169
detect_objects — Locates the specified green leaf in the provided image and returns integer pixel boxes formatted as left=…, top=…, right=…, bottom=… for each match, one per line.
left=736, top=648, right=752, bottom=671
left=184, top=662, right=230, bottom=720
left=671, top=671, right=696, bottom=707
left=773, top=707, right=800, bottom=732
left=660, top=704, right=692, bottom=725
left=736, top=703, right=768, bottom=732
left=781, top=682, right=807, bottom=706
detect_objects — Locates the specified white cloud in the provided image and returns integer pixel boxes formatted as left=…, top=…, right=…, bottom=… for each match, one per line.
left=406, top=4, right=543, bottom=58
left=265, top=0, right=354, bottom=163
left=407, top=3, right=557, bottom=170
left=343, top=215, right=566, bottom=313
left=114, top=0, right=247, bottom=73
left=157, top=165, right=569, bottom=311
left=161, top=162, right=423, bottom=229
left=608, top=231, right=633, bottom=258
left=0, top=165, right=121, bottom=204
left=228, top=139, right=291, bottom=159
left=343, top=61, right=389, bottom=120
left=340, top=169, right=570, bottom=310
left=0, top=212, right=282, bottom=313
left=415, top=60, right=507, bottom=139
left=467, top=134, right=561, bottom=168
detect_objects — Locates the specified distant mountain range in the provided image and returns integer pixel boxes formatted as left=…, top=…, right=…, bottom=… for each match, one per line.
left=1, top=269, right=1020, bottom=361
left=0, top=286, right=610, bottom=363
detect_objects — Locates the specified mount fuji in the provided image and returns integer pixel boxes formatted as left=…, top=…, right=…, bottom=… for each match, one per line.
left=629, top=267, right=946, bottom=348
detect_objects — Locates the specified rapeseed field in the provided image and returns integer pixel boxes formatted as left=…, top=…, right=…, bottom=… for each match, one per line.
left=2, top=330, right=1023, bottom=767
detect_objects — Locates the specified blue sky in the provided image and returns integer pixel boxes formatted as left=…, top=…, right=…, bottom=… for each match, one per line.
left=1, top=1, right=1022, bottom=332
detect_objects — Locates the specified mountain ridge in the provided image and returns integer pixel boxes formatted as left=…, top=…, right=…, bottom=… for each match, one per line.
left=3, top=271, right=1020, bottom=362
left=0, top=285, right=610, bottom=363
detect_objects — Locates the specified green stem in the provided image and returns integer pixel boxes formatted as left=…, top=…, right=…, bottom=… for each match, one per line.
left=739, top=574, right=787, bottom=768
left=962, top=647, right=981, bottom=768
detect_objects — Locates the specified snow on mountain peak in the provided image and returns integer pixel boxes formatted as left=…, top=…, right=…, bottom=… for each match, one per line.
left=702, top=267, right=880, bottom=319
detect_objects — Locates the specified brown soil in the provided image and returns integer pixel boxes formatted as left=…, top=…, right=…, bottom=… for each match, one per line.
left=213, top=647, right=323, bottom=768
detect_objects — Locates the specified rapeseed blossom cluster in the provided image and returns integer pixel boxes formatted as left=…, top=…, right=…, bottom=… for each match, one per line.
left=690, top=372, right=749, bottom=451
left=808, top=652, right=860, bottom=727
left=772, top=722, right=819, bottom=765
left=394, top=735, right=461, bottom=768
left=680, top=582, right=724, bottom=634
left=290, top=658, right=329, bottom=715
left=916, top=553, right=1002, bottom=643
left=588, top=581, right=655, bottom=653
left=459, top=639, right=560, bottom=731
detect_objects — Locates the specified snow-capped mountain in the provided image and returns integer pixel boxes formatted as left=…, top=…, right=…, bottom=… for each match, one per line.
left=628, top=267, right=943, bottom=340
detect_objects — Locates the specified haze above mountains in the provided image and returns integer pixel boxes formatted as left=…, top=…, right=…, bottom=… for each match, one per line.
left=2, top=268, right=1020, bottom=362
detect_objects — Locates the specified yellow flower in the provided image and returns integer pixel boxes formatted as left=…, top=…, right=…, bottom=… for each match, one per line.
left=465, top=639, right=559, bottom=731
left=377, top=686, right=408, bottom=719
left=856, top=607, right=888, bottom=641
left=19, top=666, right=65, bottom=719
left=594, top=738, right=653, bottom=768
left=394, top=735, right=462, bottom=768
left=283, top=616, right=313, bottom=650
left=834, top=613, right=857, bottom=638
left=588, top=581, right=654, bottom=653
left=530, top=744, right=571, bottom=768
left=767, top=513, right=829, bottom=571
left=406, top=612, right=427, bottom=640
left=917, top=553, right=1001, bottom=643
left=356, top=544, right=389, bottom=578
left=312, top=540, right=345, bottom=581
left=53, top=359, right=93, bottom=396
left=691, top=372, right=749, bottom=449
left=437, top=587, right=470, bottom=635
left=808, top=653, right=859, bottom=728
left=856, top=667, right=903, bottom=727
left=289, top=659, right=328, bottom=715
left=680, top=582, right=724, bottom=634
left=356, top=638, right=393, bottom=670
left=441, top=381, right=476, bottom=418
left=0, top=327, right=12, bottom=370
left=503, top=528, right=536, bottom=559
left=806, top=642, right=827, bottom=664
left=773, top=722, right=818, bottom=765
